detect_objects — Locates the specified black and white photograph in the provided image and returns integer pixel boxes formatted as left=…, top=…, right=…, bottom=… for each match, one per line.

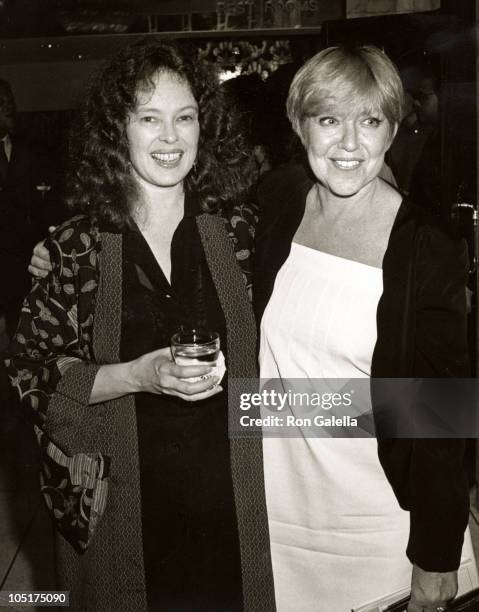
left=0, top=1, right=478, bottom=611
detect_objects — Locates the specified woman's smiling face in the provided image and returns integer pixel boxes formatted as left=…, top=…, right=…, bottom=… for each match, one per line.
left=126, top=71, right=199, bottom=192
left=302, top=97, right=397, bottom=198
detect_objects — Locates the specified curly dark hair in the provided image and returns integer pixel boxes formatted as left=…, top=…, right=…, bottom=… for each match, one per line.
left=66, top=37, right=254, bottom=229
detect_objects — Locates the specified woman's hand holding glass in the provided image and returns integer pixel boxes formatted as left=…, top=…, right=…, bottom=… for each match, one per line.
left=127, top=346, right=222, bottom=401
left=90, top=346, right=221, bottom=405
left=27, top=238, right=222, bottom=402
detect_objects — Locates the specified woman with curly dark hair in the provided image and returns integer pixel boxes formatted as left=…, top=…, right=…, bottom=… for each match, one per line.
left=6, top=38, right=275, bottom=611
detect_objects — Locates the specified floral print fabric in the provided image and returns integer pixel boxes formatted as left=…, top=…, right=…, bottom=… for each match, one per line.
left=5, top=204, right=257, bottom=551
left=37, top=427, right=110, bottom=553
left=6, top=215, right=100, bottom=426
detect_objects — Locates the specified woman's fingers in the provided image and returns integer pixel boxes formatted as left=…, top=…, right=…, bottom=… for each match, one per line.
left=166, top=383, right=223, bottom=402
left=157, top=357, right=221, bottom=399
left=408, top=565, right=456, bottom=612
left=153, top=347, right=217, bottom=383
left=28, top=263, right=48, bottom=278
left=407, top=602, right=448, bottom=612
left=30, top=253, right=51, bottom=271
left=34, top=243, right=52, bottom=267
left=132, top=347, right=222, bottom=400
left=28, top=225, right=56, bottom=277
left=175, top=376, right=220, bottom=395
left=160, top=367, right=220, bottom=398
left=168, top=361, right=215, bottom=380
left=29, top=241, right=53, bottom=276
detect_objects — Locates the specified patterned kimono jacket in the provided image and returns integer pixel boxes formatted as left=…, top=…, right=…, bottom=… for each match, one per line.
left=5, top=205, right=276, bottom=612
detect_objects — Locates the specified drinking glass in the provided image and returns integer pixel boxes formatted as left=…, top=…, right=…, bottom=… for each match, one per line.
left=171, top=329, right=220, bottom=366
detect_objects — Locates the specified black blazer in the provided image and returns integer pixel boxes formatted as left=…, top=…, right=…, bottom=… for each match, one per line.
left=254, top=162, right=471, bottom=573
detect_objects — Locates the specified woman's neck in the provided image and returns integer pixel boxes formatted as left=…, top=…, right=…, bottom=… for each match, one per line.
left=132, top=177, right=185, bottom=229
left=314, top=178, right=381, bottom=223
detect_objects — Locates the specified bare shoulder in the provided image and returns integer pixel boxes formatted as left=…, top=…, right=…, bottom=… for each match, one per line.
left=348, top=182, right=403, bottom=267
left=375, top=178, right=402, bottom=221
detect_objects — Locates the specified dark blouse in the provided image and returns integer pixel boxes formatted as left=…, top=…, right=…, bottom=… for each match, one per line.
left=120, top=196, right=243, bottom=611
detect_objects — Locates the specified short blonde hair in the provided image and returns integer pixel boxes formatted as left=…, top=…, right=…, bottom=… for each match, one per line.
left=287, top=45, right=405, bottom=139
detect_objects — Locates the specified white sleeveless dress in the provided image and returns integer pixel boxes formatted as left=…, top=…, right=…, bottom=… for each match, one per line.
left=260, top=243, right=477, bottom=612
